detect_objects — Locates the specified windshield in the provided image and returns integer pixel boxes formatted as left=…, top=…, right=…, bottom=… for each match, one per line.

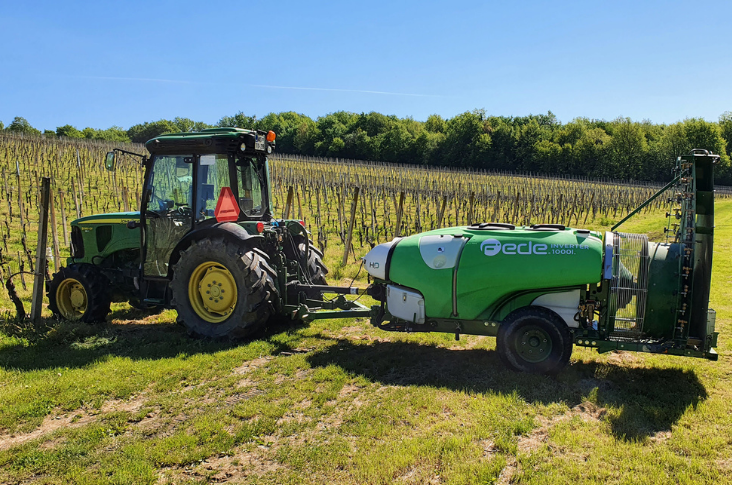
left=146, top=155, right=194, bottom=215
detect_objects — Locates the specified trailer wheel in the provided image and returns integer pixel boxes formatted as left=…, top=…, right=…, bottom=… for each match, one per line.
left=170, top=238, right=277, bottom=339
left=497, top=306, right=572, bottom=375
left=48, top=264, right=111, bottom=322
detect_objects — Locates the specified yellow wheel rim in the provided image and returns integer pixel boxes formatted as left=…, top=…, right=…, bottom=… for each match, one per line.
left=188, top=261, right=238, bottom=323
left=56, top=278, right=88, bottom=320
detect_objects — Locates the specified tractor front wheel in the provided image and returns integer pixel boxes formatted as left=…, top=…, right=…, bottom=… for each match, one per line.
left=48, top=264, right=111, bottom=322
left=170, top=238, right=277, bottom=339
left=497, top=306, right=572, bottom=375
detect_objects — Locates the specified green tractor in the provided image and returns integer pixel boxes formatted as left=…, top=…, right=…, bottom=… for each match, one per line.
left=48, top=128, right=342, bottom=338
left=48, top=128, right=720, bottom=374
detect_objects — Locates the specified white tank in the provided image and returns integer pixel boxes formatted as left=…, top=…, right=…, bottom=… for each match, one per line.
left=363, top=239, right=399, bottom=280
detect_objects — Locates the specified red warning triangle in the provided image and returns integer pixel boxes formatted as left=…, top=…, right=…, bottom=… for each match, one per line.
left=214, top=186, right=240, bottom=222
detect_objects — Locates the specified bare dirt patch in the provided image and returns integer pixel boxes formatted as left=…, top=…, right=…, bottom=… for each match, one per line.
left=0, top=394, right=146, bottom=451
left=232, top=356, right=274, bottom=375
left=157, top=447, right=283, bottom=484
left=606, top=350, right=641, bottom=366
left=498, top=401, right=608, bottom=483
left=338, top=383, right=360, bottom=398
left=648, top=430, right=672, bottom=444
left=449, top=336, right=488, bottom=351
left=717, top=457, right=732, bottom=473
left=518, top=401, right=606, bottom=454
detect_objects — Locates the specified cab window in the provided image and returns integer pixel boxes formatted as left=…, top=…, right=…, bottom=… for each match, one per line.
left=196, top=154, right=231, bottom=221
left=236, top=157, right=264, bottom=217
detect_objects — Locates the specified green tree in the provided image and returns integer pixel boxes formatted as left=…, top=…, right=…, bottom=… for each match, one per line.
left=424, top=114, right=447, bottom=134
left=442, top=110, right=487, bottom=167
left=683, top=118, right=728, bottom=159
left=172, top=117, right=210, bottom=133
left=257, top=112, right=314, bottom=153
left=327, top=137, right=345, bottom=157
left=720, top=112, right=732, bottom=158
left=56, top=124, right=84, bottom=138
left=84, top=126, right=130, bottom=143
left=605, top=118, right=648, bottom=179
left=127, top=120, right=178, bottom=143
left=7, top=117, right=41, bottom=135
left=356, top=112, right=392, bottom=137
left=293, top=119, right=320, bottom=154
left=218, top=112, right=257, bottom=129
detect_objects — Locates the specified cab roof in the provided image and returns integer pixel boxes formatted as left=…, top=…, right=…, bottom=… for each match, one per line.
left=145, top=127, right=272, bottom=155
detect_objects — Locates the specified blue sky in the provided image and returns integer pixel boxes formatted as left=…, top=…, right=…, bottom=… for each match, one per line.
left=1, top=0, right=731, bottom=131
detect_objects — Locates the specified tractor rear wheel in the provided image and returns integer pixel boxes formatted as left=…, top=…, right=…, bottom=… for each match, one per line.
left=307, top=245, right=329, bottom=285
left=170, top=238, right=277, bottom=339
left=284, top=233, right=329, bottom=285
left=48, top=264, right=111, bottom=322
left=497, top=306, right=572, bottom=375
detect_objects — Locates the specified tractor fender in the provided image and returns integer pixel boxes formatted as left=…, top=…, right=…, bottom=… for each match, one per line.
left=166, top=222, right=264, bottom=278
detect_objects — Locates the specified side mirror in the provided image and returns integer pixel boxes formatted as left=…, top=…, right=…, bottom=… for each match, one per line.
left=105, top=151, right=116, bottom=171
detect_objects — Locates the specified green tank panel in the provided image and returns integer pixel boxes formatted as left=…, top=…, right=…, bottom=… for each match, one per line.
left=388, top=227, right=604, bottom=320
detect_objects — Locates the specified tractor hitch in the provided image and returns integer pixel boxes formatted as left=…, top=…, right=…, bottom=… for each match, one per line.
left=286, top=283, right=374, bottom=322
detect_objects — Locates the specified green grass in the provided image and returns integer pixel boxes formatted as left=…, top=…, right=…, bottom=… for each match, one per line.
left=0, top=202, right=731, bottom=483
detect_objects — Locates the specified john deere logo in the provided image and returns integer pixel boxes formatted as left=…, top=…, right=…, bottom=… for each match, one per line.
left=481, top=238, right=548, bottom=256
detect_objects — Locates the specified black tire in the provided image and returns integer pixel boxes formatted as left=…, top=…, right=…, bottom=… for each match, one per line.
left=48, top=264, right=111, bottom=322
left=497, top=306, right=572, bottom=375
left=170, top=238, right=278, bottom=339
left=284, top=233, right=329, bottom=285
left=306, top=244, right=329, bottom=285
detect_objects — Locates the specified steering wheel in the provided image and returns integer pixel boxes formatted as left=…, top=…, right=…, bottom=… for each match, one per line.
left=175, top=203, right=192, bottom=216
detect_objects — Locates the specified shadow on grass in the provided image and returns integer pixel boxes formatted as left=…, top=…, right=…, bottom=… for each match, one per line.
left=0, top=310, right=707, bottom=441
left=305, top=339, right=708, bottom=441
left=0, top=310, right=307, bottom=372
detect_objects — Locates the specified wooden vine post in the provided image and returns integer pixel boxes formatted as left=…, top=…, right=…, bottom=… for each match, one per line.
left=71, top=177, right=81, bottom=219
left=31, top=177, right=51, bottom=324
left=59, top=189, right=69, bottom=246
left=342, top=186, right=360, bottom=266
left=394, top=191, right=405, bottom=238
left=436, top=195, right=447, bottom=228
left=283, top=186, right=294, bottom=219
left=49, top=191, right=60, bottom=272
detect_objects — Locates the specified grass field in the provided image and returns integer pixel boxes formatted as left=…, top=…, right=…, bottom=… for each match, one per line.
left=0, top=198, right=730, bottom=484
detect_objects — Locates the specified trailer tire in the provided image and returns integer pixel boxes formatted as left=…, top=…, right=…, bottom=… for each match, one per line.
left=497, top=306, right=572, bottom=375
left=48, top=264, right=111, bottom=322
left=170, top=238, right=277, bottom=339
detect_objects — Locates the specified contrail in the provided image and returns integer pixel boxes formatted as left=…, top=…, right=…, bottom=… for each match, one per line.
left=73, top=75, right=438, bottom=98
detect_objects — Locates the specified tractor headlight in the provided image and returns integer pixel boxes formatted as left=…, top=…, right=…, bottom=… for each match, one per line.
left=240, top=143, right=246, bottom=152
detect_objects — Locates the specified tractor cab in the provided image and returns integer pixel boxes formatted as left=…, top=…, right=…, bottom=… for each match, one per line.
left=138, top=128, right=275, bottom=278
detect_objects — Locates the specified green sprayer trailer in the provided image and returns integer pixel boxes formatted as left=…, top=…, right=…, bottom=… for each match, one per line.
left=47, top=127, right=719, bottom=374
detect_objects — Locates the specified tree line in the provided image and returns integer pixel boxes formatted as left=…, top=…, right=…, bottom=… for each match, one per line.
left=3, top=110, right=731, bottom=184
